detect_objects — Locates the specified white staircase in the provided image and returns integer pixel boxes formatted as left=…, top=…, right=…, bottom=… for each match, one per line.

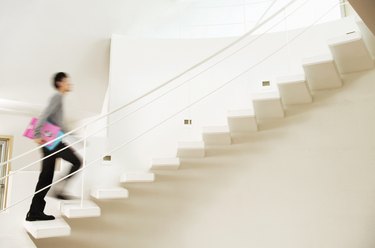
left=91, top=187, right=129, bottom=200
left=276, top=74, right=313, bottom=105
left=202, top=126, right=231, bottom=145
left=60, top=200, right=101, bottom=218
left=227, top=109, right=258, bottom=132
left=151, top=158, right=181, bottom=170
left=0, top=228, right=37, bottom=248
left=252, top=91, right=285, bottom=120
left=302, top=54, right=342, bottom=90
left=120, top=172, right=155, bottom=183
left=328, top=32, right=374, bottom=73
left=177, top=141, right=205, bottom=158
left=23, top=218, right=71, bottom=239
left=18, top=20, right=375, bottom=246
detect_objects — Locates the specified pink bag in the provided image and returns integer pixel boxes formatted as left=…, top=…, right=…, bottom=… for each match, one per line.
left=23, top=117, right=61, bottom=148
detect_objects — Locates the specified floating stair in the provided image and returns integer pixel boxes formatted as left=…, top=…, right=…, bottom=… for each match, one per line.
left=276, top=74, right=312, bottom=105
left=252, top=91, right=284, bottom=120
left=227, top=109, right=258, bottom=132
left=202, top=126, right=231, bottom=145
left=177, top=141, right=205, bottom=158
left=24, top=218, right=71, bottom=239
left=302, top=54, right=342, bottom=90
left=151, top=158, right=181, bottom=170
left=120, top=172, right=155, bottom=183
left=60, top=200, right=101, bottom=218
left=328, top=32, right=374, bottom=73
left=0, top=229, right=37, bottom=247
left=91, top=187, right=129, bottom=200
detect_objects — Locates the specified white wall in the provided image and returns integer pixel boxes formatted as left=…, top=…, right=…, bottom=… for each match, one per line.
left=0, top=0, right=174, bottom=121
left=107, top=17, right=360, bottom=172
left=0, top=0, right=176, bottom=172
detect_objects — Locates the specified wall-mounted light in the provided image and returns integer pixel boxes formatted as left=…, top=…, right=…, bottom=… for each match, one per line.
left=102, top=155, right=112, bottom=165
left=262, top=80, right=270, bottom=87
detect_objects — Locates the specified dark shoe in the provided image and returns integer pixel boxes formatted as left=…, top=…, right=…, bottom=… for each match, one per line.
left=25, top=212, right=55, bottom=221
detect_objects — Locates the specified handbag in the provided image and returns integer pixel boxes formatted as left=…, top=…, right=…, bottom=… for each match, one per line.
left=23, top=117, right=63, bottom=150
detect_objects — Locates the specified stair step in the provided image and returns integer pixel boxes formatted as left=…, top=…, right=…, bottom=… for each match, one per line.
left=0, top=229, right=37, bottom=247
left=91, top=187, right=129, bottom=200
left=152, top=158, right=181, bottom=170
left=302, top=54, right=342, bottom=90
left=24, top=218, right=71, bottom=239
left=202, top=126, right=231, bottom=145
left=328, top=32, right=374, bottom=73
left=252, top=91, right=284, bottom=120
left=276, top=74, right=312, bottom=105
left=177, top=141, right=205, bottom=158
left=120, top=172, right=155, bottom=183
left=227, top=109, right=258, bottom=132
left=60, top=200, right=101, bottom=218
left=0, top=229, right=37, bottom=248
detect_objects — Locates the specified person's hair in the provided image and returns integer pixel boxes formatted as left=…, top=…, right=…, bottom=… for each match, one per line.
left=53, top=72, right=68, bottom=89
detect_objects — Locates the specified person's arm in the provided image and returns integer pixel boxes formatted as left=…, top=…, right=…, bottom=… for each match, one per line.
left=34, top=94, right=61, bottom=143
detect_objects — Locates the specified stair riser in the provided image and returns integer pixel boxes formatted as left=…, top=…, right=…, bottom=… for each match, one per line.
left=177, top=149, right=205, bottom=158
left=253, top=100, right=284, bottom=120
left=203, top=133, right=231, bottom=145
left=278, top=82, right=312, bottom=105
left=304, top=62, right=342, bottom=90
left=228, top=117, right=258, bottom=132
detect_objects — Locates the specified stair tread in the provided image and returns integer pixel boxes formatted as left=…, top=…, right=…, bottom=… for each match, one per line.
left=91, top=187, right=129, bottom=199
left=121, top=172, right=155, bottom=182
left=227, top=109, right=255, bottom=118
left=60, top=200, right=101, bottom=218
left=251, top=91, right=280, bottom=101
left=276, top=74, right=306, bottom=84
left=1, top=228, right=37, bottom=247
left=92, top=186, right=126, bottom=190
left=328, top=32, right=361, bottom=46
left=178, top=141, right=205, bottom=149
left=152, top=158, right=180, bottom=169
left=24, top=218, right=71, bottom=239
left=152, top=157, right=180, bottom=165
left=202, top=126, right=230, bottom=134
left=91, top=187, right=128, bottom=193
left=302, top=54, right=333, bottom=66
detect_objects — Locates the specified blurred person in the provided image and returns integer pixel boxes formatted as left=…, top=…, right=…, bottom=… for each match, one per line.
left=26, top=72, right=82, bottom=221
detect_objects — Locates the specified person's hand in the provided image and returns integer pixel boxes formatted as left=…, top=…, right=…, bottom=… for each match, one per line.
left=34, top=138, right=45, bottom=145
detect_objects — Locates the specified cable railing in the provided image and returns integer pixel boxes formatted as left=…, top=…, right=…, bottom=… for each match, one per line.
left=0, top=0, right=308, bottom=178
left=255, top=0, right=279, bottom=27
left=0, top=0, right=344, bottom=214
left=0, top=0, right=299, bottom=170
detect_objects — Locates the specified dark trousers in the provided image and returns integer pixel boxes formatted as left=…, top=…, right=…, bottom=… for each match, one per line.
left=28, top=142, right=82, bottom=214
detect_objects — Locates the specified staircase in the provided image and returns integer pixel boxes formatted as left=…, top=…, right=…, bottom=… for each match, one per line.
left=0, top=9, right=373, bottom=248
left=19, top=23, right=374, bottom=245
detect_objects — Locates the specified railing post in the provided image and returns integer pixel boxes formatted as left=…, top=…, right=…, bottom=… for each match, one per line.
left=80, top=125, right=88, bottom=207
